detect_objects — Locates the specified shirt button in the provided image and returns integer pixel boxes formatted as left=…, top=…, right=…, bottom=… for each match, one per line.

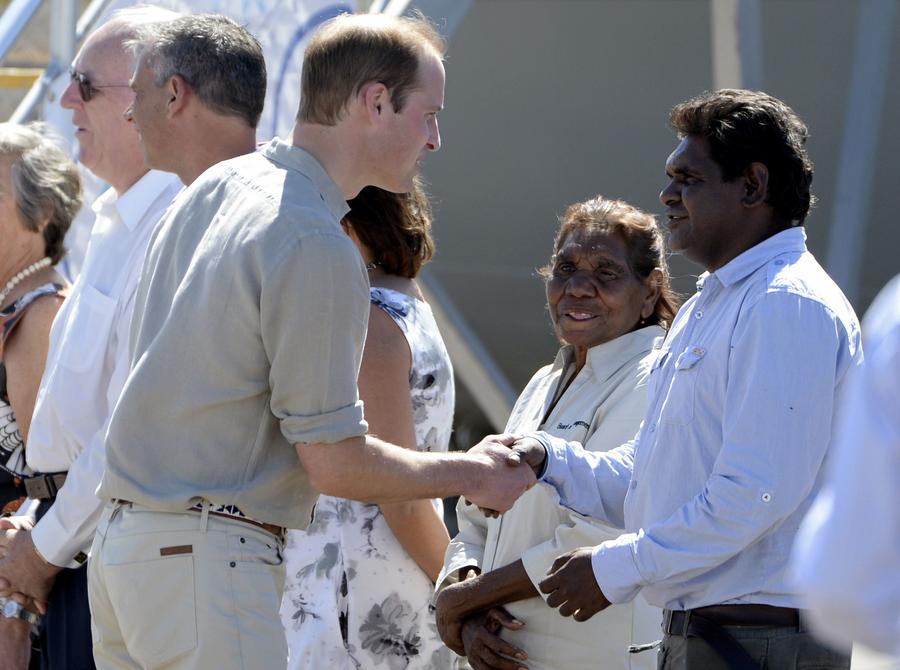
left=761, top=492, right=772, bottom=503
left=648, top=423, right=656, bottom=433
left=630, top=480, right=638, bottom=490
left=774, top=260, right=784, bottom=266
left=695, top=310, right=704, bottom=319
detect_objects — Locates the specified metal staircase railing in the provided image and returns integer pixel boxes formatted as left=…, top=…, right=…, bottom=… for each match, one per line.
left=0, top=0, right=113, bottom=122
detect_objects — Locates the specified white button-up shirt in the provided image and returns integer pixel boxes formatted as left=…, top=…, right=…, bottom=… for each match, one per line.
left=28, top=170, right=182, bottom=567
left=537, top=228, right=862, bottom=611
left=792, top=274, right=900, bottom=655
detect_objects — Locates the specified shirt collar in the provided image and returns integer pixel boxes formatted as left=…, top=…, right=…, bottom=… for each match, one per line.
left=92, top=170, right=182, bottom=231
left=700, top=227, right=808, bottom=289
left=555, top=324, right=666, bottom=383
left=261, top=137, right=349, bottom=222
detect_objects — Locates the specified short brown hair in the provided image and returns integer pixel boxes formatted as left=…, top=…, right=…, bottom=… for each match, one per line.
left=345, top=178, right=434, bottom=279
left=669, top=89, right=815, bottom=225
left=298, top=12, right=445, bottom=125
left=541, top=195, right=680, bottom=328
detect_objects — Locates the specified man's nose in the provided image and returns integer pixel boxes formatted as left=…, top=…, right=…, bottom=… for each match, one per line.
left=659, top=180, right=679, bottom=207
left=60, top=79, right=81, bottom=110
left=427, top=118, right=440, bottom=152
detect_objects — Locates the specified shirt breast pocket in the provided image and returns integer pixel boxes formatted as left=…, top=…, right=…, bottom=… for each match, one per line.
left=58, top=284, right=117, bottom=373
left=658, top=344, right=705, bottom=427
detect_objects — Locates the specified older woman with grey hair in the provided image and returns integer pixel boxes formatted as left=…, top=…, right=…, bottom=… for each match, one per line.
left=0, top=121, right=81, bottom=668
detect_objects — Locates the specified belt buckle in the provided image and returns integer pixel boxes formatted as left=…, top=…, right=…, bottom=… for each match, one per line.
left=663, top=609, right=674, bottom=634
left=23, top=475, right=52, bottom=500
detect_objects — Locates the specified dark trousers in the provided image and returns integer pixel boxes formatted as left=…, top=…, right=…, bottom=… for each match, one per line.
left=38, top=564, right=96, bottom=670
left=32, top=501, right=95, bottom=670
left=657, top=626, right=851, bottom=670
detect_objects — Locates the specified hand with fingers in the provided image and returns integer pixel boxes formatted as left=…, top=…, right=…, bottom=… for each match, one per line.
left=461, top=606, right=528, bottom=670
left=463, top=435, right=547, bottom=518
left=463, top=434, right=537, bottom=515
left=0, top=529, right=57, bottom=615
left=435, top=568, right=480, bottom=654
left=539, top=547, right=611, bottom=622
left=0, top=518, right=33, bottom=560
left=504, top=436, right=547, bottom=477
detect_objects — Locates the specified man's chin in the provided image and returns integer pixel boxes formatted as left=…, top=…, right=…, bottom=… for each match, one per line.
left=374, top=179, right=413, bottom=195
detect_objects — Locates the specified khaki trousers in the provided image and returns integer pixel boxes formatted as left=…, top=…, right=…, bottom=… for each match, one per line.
left=88, top=501, right=286, bottom=670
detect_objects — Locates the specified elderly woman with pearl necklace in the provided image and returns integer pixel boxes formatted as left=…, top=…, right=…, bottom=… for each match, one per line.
left=0, top=122, right=81, bottom=667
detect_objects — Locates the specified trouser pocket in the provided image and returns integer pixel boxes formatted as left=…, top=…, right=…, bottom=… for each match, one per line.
left=104, top=552, right=197, bottom=669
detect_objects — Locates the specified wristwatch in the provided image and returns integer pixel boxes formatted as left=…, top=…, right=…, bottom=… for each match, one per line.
left=0, top=597, right=41, bottom=627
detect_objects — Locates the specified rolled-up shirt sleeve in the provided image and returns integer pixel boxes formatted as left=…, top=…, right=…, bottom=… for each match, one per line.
left=262, top=229, right=369, bottom=446
left=592, top=293, right=855, bottom=603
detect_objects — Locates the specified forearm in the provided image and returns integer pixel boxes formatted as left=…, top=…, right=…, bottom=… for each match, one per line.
left=0, top=618, right=32, bottom=670
left=442, top=560, right=538, bottom=617
left=300, top=435, right=480, bottom=502
left=381, top=499, right=450, bottom=582
left=536, top=432, right=633, bottom=526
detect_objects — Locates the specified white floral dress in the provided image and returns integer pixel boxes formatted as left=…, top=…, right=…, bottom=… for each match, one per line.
left=281, top=287, right=456, bottom=670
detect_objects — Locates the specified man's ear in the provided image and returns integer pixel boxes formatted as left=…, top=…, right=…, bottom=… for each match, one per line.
left=359, top=80, right=391, bottom=123
left=165, top=74, right=189, bottom=118
left=742, top=162, right=769, bottom=208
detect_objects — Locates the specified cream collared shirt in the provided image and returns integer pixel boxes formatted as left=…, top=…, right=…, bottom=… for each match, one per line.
left=440, top=325, right=665, bottom=670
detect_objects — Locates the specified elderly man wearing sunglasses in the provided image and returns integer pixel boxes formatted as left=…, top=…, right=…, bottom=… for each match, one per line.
left=67, top=67, right=132, bottom=102
left=0, top=7, right=182, bottom=669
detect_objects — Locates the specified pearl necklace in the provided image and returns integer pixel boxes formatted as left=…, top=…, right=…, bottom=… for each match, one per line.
left=0, top=257, right=52, bottom=308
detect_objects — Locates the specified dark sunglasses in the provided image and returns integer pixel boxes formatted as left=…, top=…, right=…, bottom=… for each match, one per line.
left=69, top=68, right=130, bottom=102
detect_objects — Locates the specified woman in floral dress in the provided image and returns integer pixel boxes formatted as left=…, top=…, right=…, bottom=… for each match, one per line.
left=281, top=181, right=455, bottom=670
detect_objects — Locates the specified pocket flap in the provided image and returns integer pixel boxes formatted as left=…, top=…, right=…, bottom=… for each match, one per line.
left=58, top=284, right=117, bottom=373
left=674, top=345, right=706, bottom=371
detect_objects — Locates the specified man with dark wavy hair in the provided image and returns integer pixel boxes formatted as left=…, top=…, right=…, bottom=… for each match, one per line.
left=504, top=90, right=859, bottom=670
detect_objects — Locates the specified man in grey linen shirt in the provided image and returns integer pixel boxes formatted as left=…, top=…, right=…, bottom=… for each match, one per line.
left=503, top=90, right=861, bottom=670
left=86, top=13, right=536, bottom=670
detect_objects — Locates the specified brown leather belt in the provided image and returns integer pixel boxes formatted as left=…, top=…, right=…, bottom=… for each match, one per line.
left=664, top=604, right=800, bottom=633
left=113, top=500, right=285, bottom=540
left=204, top=509, right=284, bottom=539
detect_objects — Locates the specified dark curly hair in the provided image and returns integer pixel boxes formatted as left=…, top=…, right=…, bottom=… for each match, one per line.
left=345, top=178, right=434, bottom=279
left=669, top=89, right=815, bottom=225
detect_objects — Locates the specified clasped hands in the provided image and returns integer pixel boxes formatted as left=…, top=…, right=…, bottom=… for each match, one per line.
left=0, top=516, right=58, bottom=616
left=436, top=550, right=611, bottom=669
left=462, top=434, right=548, bottom=517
